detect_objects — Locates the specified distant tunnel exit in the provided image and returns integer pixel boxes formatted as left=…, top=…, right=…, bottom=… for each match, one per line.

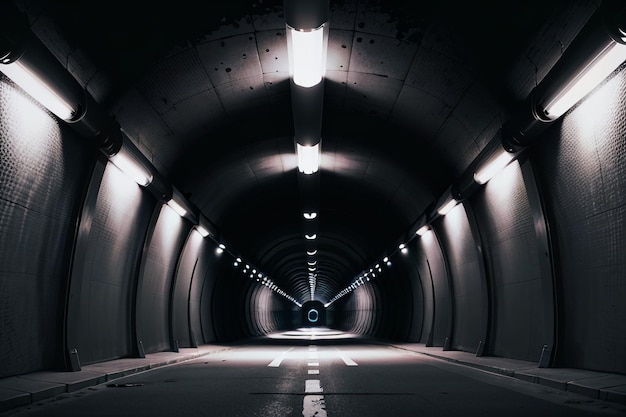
left=301, top=301, right=326, bottom=327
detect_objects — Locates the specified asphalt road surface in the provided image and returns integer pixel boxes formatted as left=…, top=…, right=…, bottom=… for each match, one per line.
left=3, top=329, right=625, bottom=416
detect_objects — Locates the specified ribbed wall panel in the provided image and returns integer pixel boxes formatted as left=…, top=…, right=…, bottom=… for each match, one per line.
left=415, top=236, right=436, bottom=345
left=406, top=242, right=425, bottom=342
left=473, top=161, right=549, bottom=361
left=137, top=205, right=190, bottom=353
left=437, top=204, right=485, bottom=353
left=189, top=239, right=217, bottom=344
left=171, top=231, right=204, bottom=348
left=73, top=163, right=154, bottom=364
left=0, top=79, right=94, bottom=377
left=421, top=226, right=452, bottom=347
left=532, top=69, right=626, bottom=373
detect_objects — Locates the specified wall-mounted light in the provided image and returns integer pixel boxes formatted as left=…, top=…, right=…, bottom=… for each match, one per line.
left=535, top=7, right=626, bottom=121
left=0, top=57, right=81, bottom=121
left=473, top=147, right=516, bottom=185
left=297, top=143, right=320, bottom=174
left=504, top=3, right=626, bottom=152
left=540, top=42, right=626, bottom=120
left=437, top=198, right=458, bottom=216
left=110, top=146, right=153, bottom=187
left=0, top=11, right=86, bottom=122
left=195, top=225, right=210, bottom=238
left=195, top=214, right=214, bottom=238
left=416, top=225, right=431, bottom=236
left=167, top=199, right=187, bottom=217
left=166, top=187, right=198, bottom=223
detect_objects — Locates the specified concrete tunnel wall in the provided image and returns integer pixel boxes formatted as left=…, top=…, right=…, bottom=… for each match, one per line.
left=1, top=60, right=626, bottom=379
left=328, top=65, right=626, bottom=375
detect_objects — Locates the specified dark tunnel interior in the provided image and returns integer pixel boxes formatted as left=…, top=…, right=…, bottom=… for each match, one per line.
left=1, top=0, right=626, bottom=412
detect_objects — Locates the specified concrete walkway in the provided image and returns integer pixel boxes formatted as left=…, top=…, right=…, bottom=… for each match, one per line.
left=0, top=344, right=234, bottom=413
left=1, top=341, right=625, bottom=413
left=389, top=343, right=626, bottom=406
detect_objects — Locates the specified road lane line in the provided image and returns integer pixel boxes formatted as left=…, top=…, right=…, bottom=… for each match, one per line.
left=336, top=349, right=358, bottom=366
left=305, top=379, right=322, bottom=393
left=308, top=351, right=318, bottom=360
left=267, top=348, right=293, bottom=367
left=308, top=369, right=319, bottom=374
left=308, top=362, right=319, bottom=366
left=303, top=395, right=327, bottom=417
left=303, top=380, right=326, bottom=417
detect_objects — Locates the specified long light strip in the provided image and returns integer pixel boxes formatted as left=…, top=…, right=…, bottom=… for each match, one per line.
left=542, top=41, right=626, bottom=120
left=288, top=24, right=326, bottom=88
left=416, top=225, right=430, bottom=236
left=437, top=198, right=458, bottom=216
left=0, top=60, right=75, bottom=121
left=474, top=149, right=515, bottom=185
left=110, top=152, right=153, bottom=186
left=167, top=199, right=187, bottom=217
left=195, top=225, right=210, bottom=237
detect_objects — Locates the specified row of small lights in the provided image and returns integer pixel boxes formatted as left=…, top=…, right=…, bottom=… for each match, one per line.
left=324, top=223, right=435, bottom=307
left=324, top=259, right=389, bottom=307
left=303, top=212, right=319, bottom=301
left=232, top=255, right=302, bottom=307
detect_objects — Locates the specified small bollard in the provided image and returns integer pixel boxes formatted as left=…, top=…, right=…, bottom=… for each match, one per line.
left=538, top=344, right=551, bottom=368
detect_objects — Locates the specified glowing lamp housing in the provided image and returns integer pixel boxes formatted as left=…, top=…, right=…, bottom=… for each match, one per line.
left=287, top=23, right=328, bottom=88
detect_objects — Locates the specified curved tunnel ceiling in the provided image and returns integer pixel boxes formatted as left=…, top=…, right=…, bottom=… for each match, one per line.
left=26, top=0, right=592, bottom=304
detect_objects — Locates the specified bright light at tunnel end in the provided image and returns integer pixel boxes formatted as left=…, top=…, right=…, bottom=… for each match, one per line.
left=268, top=327, right=361, bottom=341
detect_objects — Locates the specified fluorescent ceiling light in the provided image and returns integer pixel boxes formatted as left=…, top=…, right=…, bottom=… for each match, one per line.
left=474, top=149, right=515, bottom=185
left=288, top=24, right=326, bottom=88
left=437, top=198, right=458, bottom=216
left=195, top=225, right=210, bottom=237
left=542, top=41, right=626, bottom=120
left=167, top=199, right=187, bottom=217
left=0, top=59, right=76, bottom=121
left=416, top=225, right=430, bottom=236
left=110, top=152, right=153, bottom=186
left=297, top=143, right=320, bottom=174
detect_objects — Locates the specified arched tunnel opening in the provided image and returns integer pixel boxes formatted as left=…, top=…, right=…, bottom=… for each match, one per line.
left=1, top=0, right=626, bottom=414
left=300, top=301, right=326, bottom=327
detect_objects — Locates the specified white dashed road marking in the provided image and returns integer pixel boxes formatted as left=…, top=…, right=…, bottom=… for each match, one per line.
left=267, top=348, right=293, bottom=367
left=336, top=349, right=358, bottom=366
left=303, top=379, right=327, bottom=416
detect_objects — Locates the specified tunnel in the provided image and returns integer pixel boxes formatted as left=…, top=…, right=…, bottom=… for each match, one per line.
left=1, top=0, right=626, bottom=414
left=301, top=301, right=326, bottom=327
